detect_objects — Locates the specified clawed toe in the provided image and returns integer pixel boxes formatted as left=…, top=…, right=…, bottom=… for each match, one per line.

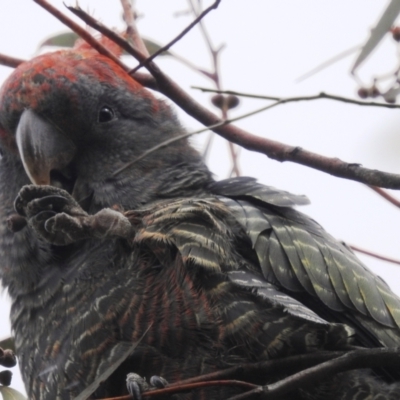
left=126, top=373, right=168, bottom=399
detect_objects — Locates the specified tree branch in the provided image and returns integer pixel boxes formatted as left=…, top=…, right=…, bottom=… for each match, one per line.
left=27, top=3, right=400, bottom=189
left=369, top=185, right=400, bottom=208
left=350, top=244, right=400, bottom=266
left=102, top=351, right=348, bottom=399
left=185, top=0, right=240, bottom=176
left=226, top=347, right=400, bottom=400
left=102, top=380, right=257, bottom=400
left=33, top=0, right=126, bottom=69
left=0, top=53, right=24, bottom=69
left=130, top=0, right=221, bottom=73
left=120, top=0, right=150, bottom=57
left=192, top=87, right=400, bottom=109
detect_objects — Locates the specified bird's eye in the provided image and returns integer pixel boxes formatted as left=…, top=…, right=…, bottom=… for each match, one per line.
left=98, top=106, right=115, bottom=123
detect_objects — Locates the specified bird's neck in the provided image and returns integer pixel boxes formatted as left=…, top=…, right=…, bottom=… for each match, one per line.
left=89, top=161, right=215, bottom=213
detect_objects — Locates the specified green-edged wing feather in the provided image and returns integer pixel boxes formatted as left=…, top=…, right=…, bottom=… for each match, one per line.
left=212, top=177, right=400, bottom=346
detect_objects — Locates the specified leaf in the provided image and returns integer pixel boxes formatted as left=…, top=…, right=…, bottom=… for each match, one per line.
left=0, top=339, right=14, bottom=353
left=38, top=31, right=170, bottom=59
left=38, top=32, right=79, bottom=49
left=0, top=387, right=27, bottom=400
left=142, top=38, right=171, bottom=56
left=296, top=44, right=359, bottom=82
left=352, top=0, right=400, bottom=72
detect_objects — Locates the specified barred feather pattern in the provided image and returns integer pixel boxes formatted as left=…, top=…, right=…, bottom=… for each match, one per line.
left=211, top=178, right=400, bottom=347
left=5, top=178, right=400, bottom=399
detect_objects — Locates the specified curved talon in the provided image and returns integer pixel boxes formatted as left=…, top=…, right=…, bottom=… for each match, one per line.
left=14, top=185, right=76, bottom=217
left=126, top=373, right=149, bottom=400
left=33, top=210, right=57, bottom=224
left=149, top=375, right=168, bottom=389
left=33, top=195, right=72, bottom=212
left=14, top=195, right=27, bottom=217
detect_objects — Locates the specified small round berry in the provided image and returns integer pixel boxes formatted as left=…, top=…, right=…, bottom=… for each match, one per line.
left=357, top=88, right=369, bottom=99
left=211, top=94, right=225, bottom=109
left=226, top=95, right=240, bottom=109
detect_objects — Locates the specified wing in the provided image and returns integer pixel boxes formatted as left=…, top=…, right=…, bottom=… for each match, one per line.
left=126, top=197, right=353, bottom=360
left=210, top=177, right=400, bottom=347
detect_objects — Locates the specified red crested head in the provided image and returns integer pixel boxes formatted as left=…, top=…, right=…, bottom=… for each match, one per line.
left=0, top=46, right=159, bottom=146
left=0, top=40, right=204, bottom=210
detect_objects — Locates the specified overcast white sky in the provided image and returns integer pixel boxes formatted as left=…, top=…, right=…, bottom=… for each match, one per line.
left=1, top=0, right=400, bottom=396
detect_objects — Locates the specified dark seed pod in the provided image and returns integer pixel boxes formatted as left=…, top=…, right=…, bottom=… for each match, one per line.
left=211, top=94, right=225, bottom=109
left=369, top=86, right=380, bottom=98
left=226, top=94, right=240, bottom=109
left=0, top=370, right=12, bottom=386
left=357, top=88, right=369, bottom=99
left=0, top=350, right=16, bottom=368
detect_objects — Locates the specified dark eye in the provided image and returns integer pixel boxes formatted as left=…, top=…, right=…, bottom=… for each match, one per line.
left=98, top=106, right=115, bottom=123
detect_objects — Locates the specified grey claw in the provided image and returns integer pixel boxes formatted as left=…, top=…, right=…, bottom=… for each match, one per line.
left=149, top=375, right=168, bottom=389
left=126, top=373, right=149, bottom=400
left=35, top=195, right=71, bottom=212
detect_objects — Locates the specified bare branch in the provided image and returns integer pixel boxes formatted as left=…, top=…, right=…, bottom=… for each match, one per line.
left=369, top=185, right=400, bottom=208
left=192, top=87, right=400, bottom=108
left=96, top=349, right=400, bottom=399
left=120, top=0, right=150, bottom=57
left=33, top=1, right=156, bottom=89
left=226, top=347, right=400, bottom=400
left=0, top=52, right=24, bottom=69
left=165, top=351, right=347, bottom=387
left=34, top=4, right=400, bottom=188
left=350, top=244, right=400, bottom=266
left=99, top=380, right=257, bottom=399
left=184, top=1, right=240, bottom=176
left=130, top=0, right=221, bottom=73
left=34, top=0, right=126, bottom=70
left=110, top=97, right=400, bottom=189
left=188, top=0, right=215, bottom=54
left=99, top=352, right=349, bottom=399
left=67, top=5, right=148, bottom=63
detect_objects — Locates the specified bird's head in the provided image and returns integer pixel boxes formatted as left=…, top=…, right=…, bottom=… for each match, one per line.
left=0, top=46, right=209, bottom=211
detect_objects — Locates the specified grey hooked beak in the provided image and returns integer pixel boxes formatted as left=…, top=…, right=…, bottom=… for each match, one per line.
left=16, top=109, right=76, bottom=186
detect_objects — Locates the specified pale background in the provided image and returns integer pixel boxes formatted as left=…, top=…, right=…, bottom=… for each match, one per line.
left=0, top=0, right=400, bottom=395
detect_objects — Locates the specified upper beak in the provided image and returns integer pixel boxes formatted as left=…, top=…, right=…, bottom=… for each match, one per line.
left=16, top=109, right=76, bottom=186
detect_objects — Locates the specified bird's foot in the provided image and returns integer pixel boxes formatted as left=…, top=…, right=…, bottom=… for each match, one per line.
left=14, top=185, right=132, bottom=245
left=126, top=373, right=168, bottom=400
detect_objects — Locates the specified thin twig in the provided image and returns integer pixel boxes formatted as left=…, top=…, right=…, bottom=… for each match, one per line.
left=102, top=380, right=257, bottom=399
left=67, top=5, right=148, bottom=63
left=0, top=53, right=25, bottom=68
left=186, top=0, right=240, bottom=176
left=369, top=185, right=400, bottom=208
left=120, top=0, right=150, bottom=57
left=37, top=5, right=400, bottom=188
left=164, top=351, right=347, bottom=387
left=350, top=244, right=400, bottom=266
left=113, top=101, right=282, bottom=177
left=110, top=97, right=400, bottom=183
left=226, top=347, right=400, bottom=400
left=33, top=1, right=156, bottom=89
left=130, top=0, right=221, bottom=73
left=188, top=0, right=215, bottom=58
left=192, top=87, right=400, bottom=108
left=103, top=352, right=350, bottom=399
left=143, top=380, right=257, bottom=398
left=33, top=0, right=126, bottom=70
